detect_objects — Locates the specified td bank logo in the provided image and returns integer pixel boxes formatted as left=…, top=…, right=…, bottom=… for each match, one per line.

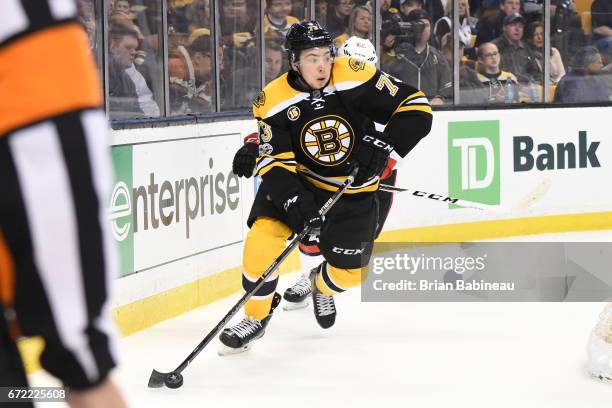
left=448, top=121, right=500, bottom=206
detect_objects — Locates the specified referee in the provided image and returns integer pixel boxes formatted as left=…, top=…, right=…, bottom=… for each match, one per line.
left=0, top=1, right=126, bottom=407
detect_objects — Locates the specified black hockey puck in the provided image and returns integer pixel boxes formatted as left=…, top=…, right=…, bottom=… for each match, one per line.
left=165, top=372, right=184, bottom=389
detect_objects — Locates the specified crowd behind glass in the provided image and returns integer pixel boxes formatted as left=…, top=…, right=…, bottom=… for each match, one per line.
left=76, top=0, right=612, bottom=120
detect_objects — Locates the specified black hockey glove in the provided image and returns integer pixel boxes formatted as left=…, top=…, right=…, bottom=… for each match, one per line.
left=232, top=133, right=259, bottom=178
left=353, top=132, right=394, bottom=185
left=281, top=190, right=323, bottom=233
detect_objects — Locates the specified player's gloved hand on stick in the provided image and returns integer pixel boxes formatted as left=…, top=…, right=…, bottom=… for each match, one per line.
left=282, top=190, right=322, bottom=233
left=352, top=132, right=394, bottom=185
left=232, top=133, right=259, bottom=178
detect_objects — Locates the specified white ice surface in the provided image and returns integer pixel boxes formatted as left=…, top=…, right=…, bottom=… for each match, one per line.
left=30, top=230, right=612, bottom=407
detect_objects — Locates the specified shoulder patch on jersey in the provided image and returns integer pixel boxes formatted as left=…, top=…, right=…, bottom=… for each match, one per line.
left=254, top=91, right=266, bottom=108
left=287, top=106, right=300, bottom=121
left=252, top=73, right=307, bottom=119
left=348, top=58, right=366, bottom=72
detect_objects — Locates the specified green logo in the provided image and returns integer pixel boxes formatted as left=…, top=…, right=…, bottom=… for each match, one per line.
left=448, top=121, right=500, bottom=207
left=110, top=146, right=134, bottom=276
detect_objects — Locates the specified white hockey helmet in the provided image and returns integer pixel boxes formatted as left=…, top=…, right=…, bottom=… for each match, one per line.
left=337, top=36, right=378, bottom=65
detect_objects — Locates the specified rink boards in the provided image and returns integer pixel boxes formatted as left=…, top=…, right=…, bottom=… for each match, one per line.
left=18, top=107, right=612, bottom=373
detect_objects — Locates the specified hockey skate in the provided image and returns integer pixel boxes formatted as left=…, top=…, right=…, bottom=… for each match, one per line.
left=218, top=292, right=281, bottom=356
left=282, top=273, right=311, bottom=311
left=310, top=267, right=336, bottom=329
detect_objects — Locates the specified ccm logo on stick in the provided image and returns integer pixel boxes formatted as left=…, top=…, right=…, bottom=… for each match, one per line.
left=332, top=247, right=364, bottom=255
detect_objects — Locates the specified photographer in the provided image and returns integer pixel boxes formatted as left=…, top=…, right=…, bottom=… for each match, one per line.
left=384, top=9, right=452, bottom=104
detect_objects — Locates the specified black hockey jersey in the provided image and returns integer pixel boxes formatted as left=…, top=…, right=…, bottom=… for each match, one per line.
left=252, top=56, right=432, bottom=194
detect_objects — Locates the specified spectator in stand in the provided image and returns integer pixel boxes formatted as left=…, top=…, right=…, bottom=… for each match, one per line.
left=125, top=63, right=161, bottom=117
left=421, top=0, right=445, bottom=25
left=527, top=21, right=566, bottom=83
left=187, top=0, right=211, bottom=32
left=385, top=9, right=452, bottom=104
left=399, top=0, right=423, bottom=20
left=555, top=46, right=611, bottom=102
left=114, top=0, right=131, bottom=15
left=77, top=0, right=97, bottom=52
left=474, top=42, right=520, bottom=103
left=168, top=32, right=218, bottom=114
left=440, top=30, right=472, bottom=67
left=440, top=31, right=484, bottom=104
left=433, top=0, right=476, bottom=50
left=326, top=0, right=356, bottom=38
left=108, top=24, right=144, bottom=119
left=220, top=0, right=261, bottom=110
left=469, top=0, right=483, bottom=17
left=220, top=0, right=257, bottom=48
left=601, top=54, right=612, bottom=94
left=591, top=0, right=612, bottom=57
left=492, top=13, right=542, bottom=83
left=475, top=0, right=520, bottom=46
left=168, top=0, right=191, bottom=34
left=551, top=0, right=588, bottom=68
left=265, top=41, right=285, bottom=83
left=522, top=0, right=544, bottom=27
left=264, top=0, right=299, bottom=37
left=379, top=0, right=395, bottom=21
left=316, top=0, right=328, bottom=26
left=334, top=5, right=373, bottom=47
left=459, top=0, right=479, bottom=34
left=291, top=0, right=307, bottom=19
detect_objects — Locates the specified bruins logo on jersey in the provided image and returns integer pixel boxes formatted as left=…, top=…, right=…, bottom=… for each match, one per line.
left=253, top=91, right=266, bottom=108
left=348, top=58, right=366, bottom=72
left=300, top=115, right=354, bottom=166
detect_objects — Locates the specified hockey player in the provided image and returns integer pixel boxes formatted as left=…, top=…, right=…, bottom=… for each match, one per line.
left=232, top=36, right=404, bottom=311
left=220, top=21, right=432, bottom=354
left=284, top=36, right=405, bottom=310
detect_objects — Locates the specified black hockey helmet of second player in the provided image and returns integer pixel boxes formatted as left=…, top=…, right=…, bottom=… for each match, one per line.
left=285, top=20, right=335, bottom=65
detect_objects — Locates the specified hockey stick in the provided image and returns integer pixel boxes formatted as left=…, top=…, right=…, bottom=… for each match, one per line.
left=148, top=165, right=360, bottom=389
left=378, top=178, right=552, bottom=213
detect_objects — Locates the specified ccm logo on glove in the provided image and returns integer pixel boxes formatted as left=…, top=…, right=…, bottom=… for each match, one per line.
left=363, top=135, right=393, bottom=153
left=284, top=195, right=298, bottom=211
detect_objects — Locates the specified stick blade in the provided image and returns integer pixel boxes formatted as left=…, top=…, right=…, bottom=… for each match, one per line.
left=511, top=178, right=552, bottom=212
left=148, top=369, right=168, bottom=388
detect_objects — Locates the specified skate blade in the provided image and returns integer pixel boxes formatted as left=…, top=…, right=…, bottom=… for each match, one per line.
left=282, top=299, right=310, bottom=311
left=218, top=343, right=252, bottom=356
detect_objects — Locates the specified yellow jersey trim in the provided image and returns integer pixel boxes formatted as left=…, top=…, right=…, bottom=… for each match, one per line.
left=394, top=105, right=433, bottom=115
left=258, top=161, right=297, bottom=176
left=252, top=73, right=307, bottom=119
left=330, top=56, right=377, bottom=90
left=390, top=91, right=432, bottom=117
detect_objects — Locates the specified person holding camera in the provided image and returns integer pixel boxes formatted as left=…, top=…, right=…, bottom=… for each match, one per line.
left=384, top=9, right=452, bottom=104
